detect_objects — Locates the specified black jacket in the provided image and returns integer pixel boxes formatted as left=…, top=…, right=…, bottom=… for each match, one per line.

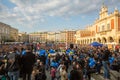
left=21, top=51, right=35, bottom=73
left=70, top=69, right=83, bottom=80
left=102, top=49, right=110, bottom=61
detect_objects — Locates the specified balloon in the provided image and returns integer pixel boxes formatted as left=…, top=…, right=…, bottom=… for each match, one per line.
left=89, top=58, right=94, bottom=62
left=66, top=49, right=70, bottom=54
left=49, top=49, right=55, bottom=54
left=69, top=56, right=73, bottom=61
left=50, top=61, right=58, bottom=68
left=39, top=49, right=46, bottom=56
left=89, top=58, right=96, bottom=68
left=55, top=62, right=59, bottom=68
left=51, top=62, right=56, bottom=67
left=22, top=50, right=26, bottom=55
left=109, top=57, right=115, bottom=64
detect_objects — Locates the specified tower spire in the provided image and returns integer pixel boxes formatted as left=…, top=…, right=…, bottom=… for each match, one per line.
left=102, top=0, right=104, bottom=6
left=102, top=0, right=105, bottom=8
left=99, top=0, right=108, bottom=19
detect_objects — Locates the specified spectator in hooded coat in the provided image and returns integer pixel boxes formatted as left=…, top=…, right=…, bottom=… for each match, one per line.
left=21, top=46, right=36, bottom=80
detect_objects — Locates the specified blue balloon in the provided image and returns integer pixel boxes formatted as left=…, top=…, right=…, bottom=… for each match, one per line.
left=109, top=57, right=115, bottom=64
left=69, top=56, right=73, bottom=61
left=51, top=61, right=58, bottom=68
left=66, top=49, right=71, bottom=54
left=46, top=59, right=49, bottom=65
left=89, top=58, right=96, bottom=68
left=55, top=62, right=59, bottom=68
left=39, top=49, right=46, bottom=56
left=51, top=62, right=55, bottom=67
left=89, top=61, right=95, bottom=68
left=22, top=50, right=26, bottom=55
left=49, top=49, right=55, bottom=54
left=89, top=58, right=94, bottom=62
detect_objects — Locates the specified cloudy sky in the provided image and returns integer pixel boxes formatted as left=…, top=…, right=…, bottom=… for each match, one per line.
left=0, top=0, right=120, bottom=33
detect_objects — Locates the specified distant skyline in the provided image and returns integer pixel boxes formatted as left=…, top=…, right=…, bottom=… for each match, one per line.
left=0, top=0, right=120, bottom=33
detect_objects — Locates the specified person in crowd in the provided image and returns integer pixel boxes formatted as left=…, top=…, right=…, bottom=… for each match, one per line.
left=57, top=61, right=64, bottom=79
left=35, top=66, right=47, bottom=80
left=70, top=62, right=83, bottom=80
left=64, top=56, right=69, bottom=72
left=7, top=48, right=20, bottom=80
left=0, top=57, right=7, bottom=79
left=102, top=47, right=111, bottom=80
left=60, top=65, right=68, bottom=80
left=21, top=46, right=36, bottom=80
left=50, top=66, right=56, bottom=80
left=95, top=50, right=102, bottom=74
left=116, top=52, right=120, bottom=71
left=38, top=61, right=46, bottom=74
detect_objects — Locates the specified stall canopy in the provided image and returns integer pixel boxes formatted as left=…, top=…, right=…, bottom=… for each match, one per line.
left=90, top=42, right=103, bottom=47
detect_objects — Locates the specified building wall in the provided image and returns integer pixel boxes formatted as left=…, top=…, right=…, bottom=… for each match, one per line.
left=28, top=30, right=76, bottom=44
left=10, top=27, right=18, bottom=41
left=47, top=32, right=55, bottom=42
left=18, top=32, right=29, bottom=42
left=29, top=33, right=40, bottom=42
left=75, top=5, right=120, bottom=45
left=0, top=22, right=18, bottom=42
left=60, top=31, right=66, bottom=43
left=66, top=30, right=76, bottom=44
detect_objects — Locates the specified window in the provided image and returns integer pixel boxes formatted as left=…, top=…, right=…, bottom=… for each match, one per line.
left=98, top=26, right=100, bottom=32
left=102, top=25, right=105, bottom=31
left=2, top=27, right=4, bottom=33
left=6, top=28, right=7, bottom=34
left=107, top=23, right=110, bottom=30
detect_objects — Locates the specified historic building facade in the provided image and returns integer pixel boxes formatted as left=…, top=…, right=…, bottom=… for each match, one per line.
left=28, top=30, right=76, bottom=44
left=76, top=5, right=120, bottom=45
left=0, top=22, right=18, bottom=42
left=18, top=32, right=29, bottom=42
left=10, top=27, right=18, bottom=41
left=29, top=32, right=41, bottom=42
left=66, top=30, right=76, bottom=44
left=29, top=32, right=48, bottom=43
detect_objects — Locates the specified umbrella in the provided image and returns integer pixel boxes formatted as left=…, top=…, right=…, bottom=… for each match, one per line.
left=90, top=42, right=103, bottom=47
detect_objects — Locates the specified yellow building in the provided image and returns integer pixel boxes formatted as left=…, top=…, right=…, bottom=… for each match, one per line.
left=66, top=30, right=76, bottom=44
left=60, top=31, right=66, bottom=43
left=76, top=5, right=120, bottom=46
left=75, top=29, right=95, bottom=44
left=0, top=22, right=10, bottom=42
left=29, top=32, right=41, bottom=42
left=10, top=27, right=18, bottom=41
left=18, top=32, right=29, bottom=42
left=29, top=32, right=48, bottom=43
left=28, top=30, right=76, bottom=45
left=40, top=32, right=48, bottom=43
left=0, top=22, right=18, bottom=42
left=47, top=32, right=56, bottom=42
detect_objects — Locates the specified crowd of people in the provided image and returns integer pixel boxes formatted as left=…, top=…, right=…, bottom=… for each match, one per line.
left=0, top=43, right=120, bottom=80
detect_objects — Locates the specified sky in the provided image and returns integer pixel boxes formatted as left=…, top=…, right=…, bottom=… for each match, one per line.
left=0, top=0, right=120, bottom=33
